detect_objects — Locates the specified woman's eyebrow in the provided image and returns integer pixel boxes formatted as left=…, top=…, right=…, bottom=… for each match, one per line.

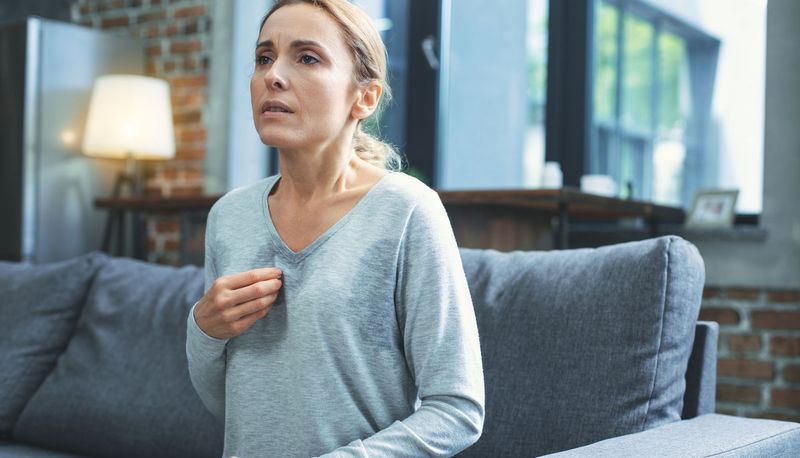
left=255, top=39, right=330, bottom=55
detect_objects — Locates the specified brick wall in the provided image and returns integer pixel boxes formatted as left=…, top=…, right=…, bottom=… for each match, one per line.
left=71, top=0, right=213, bottom=265
left=701, top=287, right=800, bottom=422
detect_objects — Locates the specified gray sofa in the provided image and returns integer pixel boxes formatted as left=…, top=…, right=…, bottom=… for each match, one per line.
left=1, top=235, right=798, bottom=457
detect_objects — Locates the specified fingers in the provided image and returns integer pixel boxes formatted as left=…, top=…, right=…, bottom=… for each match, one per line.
left=225, top=293, right=278, bottom=322
left=226, top=278, right=282, bottom=308
left=219, top=267, right=282, bottom=291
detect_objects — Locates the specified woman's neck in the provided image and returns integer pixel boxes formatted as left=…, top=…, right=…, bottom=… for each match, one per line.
left=271, top=143, right=364, bottom=205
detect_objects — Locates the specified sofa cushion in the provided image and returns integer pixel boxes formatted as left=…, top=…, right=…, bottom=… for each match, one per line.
left=0, top=441, right=86, bottom=457
left=13, top=256, right=223, bottom=458
left=457, top=235, right=705, bottom=457
left=0, top=251, right=106, bottom=439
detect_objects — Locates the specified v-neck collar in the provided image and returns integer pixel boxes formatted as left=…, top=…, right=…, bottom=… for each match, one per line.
left=260, top=172, right=395, bottom=262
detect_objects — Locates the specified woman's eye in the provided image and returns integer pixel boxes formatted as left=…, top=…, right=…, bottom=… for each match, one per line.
left=256, top=55, right=273, bottom=65
left=300, top=54, right=320, bottom=65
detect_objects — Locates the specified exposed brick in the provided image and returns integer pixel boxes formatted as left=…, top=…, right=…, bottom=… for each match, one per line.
left=79, top=5, right=92, bottom=15
left=146, top=45, right=162, bottom=56
left=183, top=168, right=203, bottom=180
left=171, top=185, right=204, bottom=197
left=757, top=412, right=800, bottom=423
left=183, top=57, right=198, bottom=71
left=174, top=5, right=206, bottom=18
left=98, top=0, right=124, bottom=13
left=139, top=10, right=167, bottom=24
left=184, top=92, right=206, bottom=108
left=718, top=359, right=775, bottom=380
left=703, top=287, right=722, bottom=299
left=171, top=74, right=207, bottom=88
left=699, top=307, right=740, bottom=325
left=785, top=365, right=800, bottom=384
left=166, top=24, right=180, bottom=36
left=164, top=239, right=180, bottom=251
left=146, top=60, right=157, bottom=75
left=175, top=146, right=206, bottom=160
left=715, top=406, right=738, bottom=416
left=771, top=388, right=800, bottom=409
left=752, top=311, right=800, bottom=330
left=727, top=289, right=760, bottom=300
left=767, top=290, right=800, bottom=303
left=728, top=334, right=762, bottom=353
left=144, top=185, right=163, bottom=197
left=179, top=127, right=207, bottom=143
left=717, top=384, right=761, bottom=404
left=147, top=238, right=157, bottom=252
left=164, top=60, right=177, bottom=72
left=173, top=110, right=202, bottom=124
left=162, top=168, right=178, bottom=180
left=147, top=25, right=160, bottom=38
left=170, top=39, right=202, bottom=54
left=155, top=220, right=179, bottom=232
left=185, top=18, right=199, bottom=34
left=771, top=336, right=800, bottom=356
left=101, top=15, right=129, bottom=28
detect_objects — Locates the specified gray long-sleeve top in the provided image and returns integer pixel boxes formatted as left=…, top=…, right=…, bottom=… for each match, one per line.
left=185, top=171, right=485, bottom=457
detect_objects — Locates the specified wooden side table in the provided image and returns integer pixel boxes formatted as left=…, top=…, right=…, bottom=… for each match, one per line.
left=93, top=195, right=221, bottom=263
left=438, top=187, right=685, bottom=251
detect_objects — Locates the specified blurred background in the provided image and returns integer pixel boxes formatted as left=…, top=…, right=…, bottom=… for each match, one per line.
left=0, top=0, right=798, bottom=427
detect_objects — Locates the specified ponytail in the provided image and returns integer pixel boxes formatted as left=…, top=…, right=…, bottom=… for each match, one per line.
left=353, top=124, right=405, bottom=172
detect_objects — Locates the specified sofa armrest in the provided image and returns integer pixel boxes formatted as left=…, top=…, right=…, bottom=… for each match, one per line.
left=682, top=320, right=719, bottom=419
left=542, top=414, right=800, bottom=457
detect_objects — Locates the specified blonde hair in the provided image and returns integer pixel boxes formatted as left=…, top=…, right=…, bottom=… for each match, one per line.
left=259, top=0, right=406, bottom=172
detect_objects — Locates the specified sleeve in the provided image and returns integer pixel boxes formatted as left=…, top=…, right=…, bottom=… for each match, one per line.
left=316, top=189, right=486, bottom=457
left=185, top=204, right=230, bottom=422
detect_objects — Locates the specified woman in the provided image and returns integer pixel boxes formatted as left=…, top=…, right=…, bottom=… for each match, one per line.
left=185, top=1, right=485, bottom=456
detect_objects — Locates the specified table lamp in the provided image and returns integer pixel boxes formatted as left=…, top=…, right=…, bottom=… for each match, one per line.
left=82, top=74, right=175, bottom=197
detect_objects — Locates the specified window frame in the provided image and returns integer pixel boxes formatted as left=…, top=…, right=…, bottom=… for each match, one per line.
left=546, top=0, right=720, bottom=207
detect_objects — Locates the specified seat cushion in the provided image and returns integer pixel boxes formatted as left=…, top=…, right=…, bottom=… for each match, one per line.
left=457, top=235, right=705, bottom=457
left=0, top=441, right=86, bottom=457
left=0, top=251, right=106, bottom=438
left=13, top=256, right=223, bottom=458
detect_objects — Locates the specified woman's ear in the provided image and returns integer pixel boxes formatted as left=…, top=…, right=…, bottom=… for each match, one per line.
left=351, top=81, right=382, bottom=120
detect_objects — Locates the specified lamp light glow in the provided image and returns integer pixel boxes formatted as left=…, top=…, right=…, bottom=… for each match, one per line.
left=82, top=75, right=175, bottom=160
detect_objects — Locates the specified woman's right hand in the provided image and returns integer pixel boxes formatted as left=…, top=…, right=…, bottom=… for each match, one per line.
left=193, top=267, right=283, bottom=340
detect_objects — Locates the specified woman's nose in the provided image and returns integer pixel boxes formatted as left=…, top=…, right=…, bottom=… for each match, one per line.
left=264, top=62, right=287, bottom=90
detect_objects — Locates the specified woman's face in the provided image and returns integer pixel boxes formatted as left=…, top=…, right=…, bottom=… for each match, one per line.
left=250, top=3, right=361, bottom=150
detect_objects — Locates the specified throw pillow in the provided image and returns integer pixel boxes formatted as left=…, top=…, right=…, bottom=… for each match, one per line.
left=13, top=256, right=223, bottom=458
left=0, top=251, right=107, bottom=439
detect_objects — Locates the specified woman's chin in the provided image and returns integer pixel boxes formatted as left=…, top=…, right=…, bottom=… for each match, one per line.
left=260, top=135, right=296, bottom=150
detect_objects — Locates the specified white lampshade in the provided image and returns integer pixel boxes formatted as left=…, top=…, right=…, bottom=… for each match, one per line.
left=82, top=75, right=175, bottom=160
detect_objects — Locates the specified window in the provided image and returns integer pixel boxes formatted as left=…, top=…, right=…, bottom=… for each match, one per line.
left=524, top=0, right=549, bottom=187
left=590, top=0, right=766, bottom=212
left=437, top=0, right=548, bottom=189
left=591, top=0, right=718, bottom=207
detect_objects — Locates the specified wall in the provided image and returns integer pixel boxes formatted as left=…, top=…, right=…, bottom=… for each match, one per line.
left=70, top=0, right=212, bottom=265
left=694, top=0, right=800, bottom=423
left=701, top=287, right=800, bottom=422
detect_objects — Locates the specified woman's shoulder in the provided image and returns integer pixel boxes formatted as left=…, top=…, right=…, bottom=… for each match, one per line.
left=207, top=175, right=276, bottom=224
left=383, top=170, right=439, bottom=207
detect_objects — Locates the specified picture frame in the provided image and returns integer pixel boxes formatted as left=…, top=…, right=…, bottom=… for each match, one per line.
left=685, top=189, right=739, bottom=229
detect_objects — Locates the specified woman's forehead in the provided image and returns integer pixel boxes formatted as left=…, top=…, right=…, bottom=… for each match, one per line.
left=258, top=4, right=344, bottom=50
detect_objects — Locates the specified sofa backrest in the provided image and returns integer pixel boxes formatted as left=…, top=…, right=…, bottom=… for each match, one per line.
left=457, top=235, right=705, bottom=457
